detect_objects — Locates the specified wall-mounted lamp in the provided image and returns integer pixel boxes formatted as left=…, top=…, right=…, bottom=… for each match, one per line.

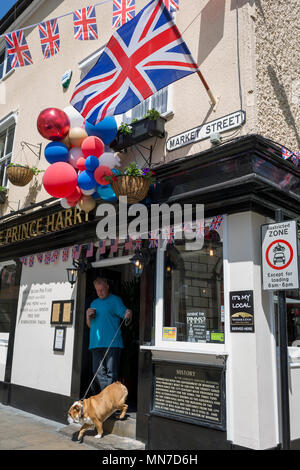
left=66, top=258, right=91, bottom=287
left=130, top=249, right=151, bottom=277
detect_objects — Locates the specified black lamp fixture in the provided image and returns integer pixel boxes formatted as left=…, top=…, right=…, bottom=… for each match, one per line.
left=130, top=248, right=151, bottom=277
left=66, top=258, right=91, bottom=287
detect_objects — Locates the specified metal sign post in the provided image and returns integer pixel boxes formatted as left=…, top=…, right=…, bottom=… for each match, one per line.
left=261, top=209, right=299, bottom=450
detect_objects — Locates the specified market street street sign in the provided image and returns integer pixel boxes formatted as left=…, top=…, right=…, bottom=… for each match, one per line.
left=166, top=110, right=246, bottom=151
left=261, top=219, right=299, bottom=290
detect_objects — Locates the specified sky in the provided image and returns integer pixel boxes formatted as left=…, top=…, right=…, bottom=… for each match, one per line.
left=0, top=0, right=19, bottom=21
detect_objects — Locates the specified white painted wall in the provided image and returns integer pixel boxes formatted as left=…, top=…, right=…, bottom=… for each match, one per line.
left=10, top=254, right=77, bottom=396
left=225, top=211, right=279, bottom=450
left=0, top=333, right=8, bottom=381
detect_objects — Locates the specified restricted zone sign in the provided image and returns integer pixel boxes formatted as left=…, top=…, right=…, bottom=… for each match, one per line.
left=262, top=220, right=299, bottom=290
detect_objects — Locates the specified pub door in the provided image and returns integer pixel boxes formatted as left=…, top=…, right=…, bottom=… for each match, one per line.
left=81, top=263, right=140, bottom=412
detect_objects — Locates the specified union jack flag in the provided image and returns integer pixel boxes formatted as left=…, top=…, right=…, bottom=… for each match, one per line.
left=62, top=247, right=69, bottom=262
left=38, top=19, right=60, bottom=59
left=209, top=216, right=223, bottom=232
left=73, top=6, right=98, bottom=41
left=98, top=240, right=106, bottom=255
left=110, top=238, right=119, bottom=254
left=149, top=231, right=159, bottom=248
left=71, top=0, right=198, bottom=124
left=51, top=249, right=60, bottom=263
left=44, top=252, right=51, bottom=265
left=281, top=146, right=294, bottom=160
left=72, top=245, right=82, bottom=260
left=113, top=0, right=136, bottom=30
left=162, top=225, right=174, bottom=244
left=37, top=253, right=43, bottom=263
left=163, top=0, right=179, bottom=13
left=5, top=30, right=33, bottom=68
left=29, top=255, right=35, bottom=267
left=86, top=242, right=94, bottom=257
left=135, top=236, right=142, bottom=250
left=124, top=235, right=133, bottom=251
left=291, top=152, right=300, bottom=167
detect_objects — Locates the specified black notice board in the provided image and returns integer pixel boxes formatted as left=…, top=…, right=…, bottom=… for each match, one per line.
left=152, top=361, right=226, bottom=431
left=230, top=290, right=254, bottom=332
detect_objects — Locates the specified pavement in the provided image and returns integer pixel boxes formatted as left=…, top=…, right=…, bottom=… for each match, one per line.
left=0, top=403, right=145, bottom=451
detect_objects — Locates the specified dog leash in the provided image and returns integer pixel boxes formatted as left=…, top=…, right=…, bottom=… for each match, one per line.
left=80, top=316, right=128, bottom=402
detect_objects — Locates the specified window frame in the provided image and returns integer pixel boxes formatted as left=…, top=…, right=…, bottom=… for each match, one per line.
left=0, top=112, right=17, bottom=188
left=0, top=46, right=13, bottom=81
left=141, top=216, right=228, bottom=354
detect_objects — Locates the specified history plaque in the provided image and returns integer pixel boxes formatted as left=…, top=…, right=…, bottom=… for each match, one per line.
left=152, top=362, right=226, bottom=430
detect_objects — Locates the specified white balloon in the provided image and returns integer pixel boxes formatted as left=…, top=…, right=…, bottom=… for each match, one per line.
left=60, top=198, right=71, bottom=209
left=68, top=147, right=84, bottom=168
left=81, top=188, right=96, bottom=196
left=99, top=151, right=121, bottom=168
left=64, top=105, right=84, bottom=129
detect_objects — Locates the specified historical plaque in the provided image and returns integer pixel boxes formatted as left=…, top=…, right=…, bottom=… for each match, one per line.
left=230, top=290, right=254, bottom=332
left=152, top=362, right=226, bottom=430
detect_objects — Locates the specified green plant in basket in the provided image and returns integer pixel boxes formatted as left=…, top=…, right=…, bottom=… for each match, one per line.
left=106, top=162, right=156, bottom=184
left=6, top=163, right=44, bottom=175
left=144, top=108, right=161, bottom=120
left=118, top=122, right=133, bottom=135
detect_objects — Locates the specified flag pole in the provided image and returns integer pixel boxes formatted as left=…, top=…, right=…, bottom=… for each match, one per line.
left=197, top=70, right=218, bottom=109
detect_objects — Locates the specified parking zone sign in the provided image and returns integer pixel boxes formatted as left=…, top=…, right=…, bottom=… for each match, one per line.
left=262, top=220, right=299, bottom=290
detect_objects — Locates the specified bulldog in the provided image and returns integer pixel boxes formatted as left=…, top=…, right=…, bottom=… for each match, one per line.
left=68, top=381, right=128, bottom=441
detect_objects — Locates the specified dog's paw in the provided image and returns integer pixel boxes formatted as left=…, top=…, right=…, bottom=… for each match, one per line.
left=95, top=434, right=102, bottom=439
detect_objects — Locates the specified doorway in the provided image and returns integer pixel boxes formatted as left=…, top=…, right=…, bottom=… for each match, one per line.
left=81, top=260, right=140, bottom=413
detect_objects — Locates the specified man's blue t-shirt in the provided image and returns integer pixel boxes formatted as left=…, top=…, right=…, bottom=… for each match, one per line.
left=89, top=294, right=126, bottom=350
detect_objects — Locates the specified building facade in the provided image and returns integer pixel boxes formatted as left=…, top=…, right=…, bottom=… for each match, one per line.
left=0, top=0, right=299, bottom=450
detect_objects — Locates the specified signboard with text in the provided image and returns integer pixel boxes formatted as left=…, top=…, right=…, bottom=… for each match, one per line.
left=261, top=220, right=299, bottom=290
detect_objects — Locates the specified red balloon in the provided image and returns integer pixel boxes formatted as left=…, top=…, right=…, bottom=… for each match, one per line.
left=76, top=157, right=86, bottom=171
left=94, top=165, right=113, bottom=185
left=43, top=162, right=78, bottom=198
left=66, top=186, right=82, bottom=204
left=81, top=136, right=104, bottom=159
left=37, top=108, right=70, bottom=141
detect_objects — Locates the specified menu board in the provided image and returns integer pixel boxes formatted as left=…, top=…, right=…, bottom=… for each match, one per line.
left=152, top=362, right=226, bottom=430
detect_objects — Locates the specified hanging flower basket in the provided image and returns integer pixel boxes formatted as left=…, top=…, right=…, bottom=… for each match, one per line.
left=111, top=175, right=151, bottom=204
left=6, top=165, right=34, bottom=186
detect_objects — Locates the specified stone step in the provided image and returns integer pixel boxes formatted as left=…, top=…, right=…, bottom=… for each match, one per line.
left=59, top=423, right=145, bottom=450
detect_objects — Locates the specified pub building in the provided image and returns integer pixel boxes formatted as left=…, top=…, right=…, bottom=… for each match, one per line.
left=0, top=134, right=299, bottom=450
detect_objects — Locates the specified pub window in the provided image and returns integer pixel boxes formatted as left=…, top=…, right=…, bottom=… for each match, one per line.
left=0, top=48, right=12, bottom=80
left=163, top=228, right=224, bottom=344
left=0, top=121, right=16, bottom=187
left=0, top=264, right=17, bottom=333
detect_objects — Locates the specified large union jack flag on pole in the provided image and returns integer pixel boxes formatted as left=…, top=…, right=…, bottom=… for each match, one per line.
left=163, top=0, right=179, bottom=13
left=71, top=0, right=199, bottom=124
left=73, top=6, right=98, bottom=41
left=5, top=30, right=33, bottom=68
left=38, top=19, right=60, bottom=59
left=112, top=0, right=136, bottom=30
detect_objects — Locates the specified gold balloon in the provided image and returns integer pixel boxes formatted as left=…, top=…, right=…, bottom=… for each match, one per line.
left=78, top=195, right=96, bottom=213
left=61, top=134, right=71, bottom=149
left=69, top=127, right=88, bottom=147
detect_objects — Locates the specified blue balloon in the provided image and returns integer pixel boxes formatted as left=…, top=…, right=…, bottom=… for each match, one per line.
left=112, top=168, right=121, bottom=175
left=85, top=155, right=99, bottom=172
left=78, top=170, right=97, bottom=190
left=85, top=117, right=118, bottom=145
left=44, top=142, right=69, bottom=164
left=96, top=184, right=117, bottom=202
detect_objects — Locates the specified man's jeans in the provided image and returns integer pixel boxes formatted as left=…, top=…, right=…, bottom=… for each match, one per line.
left=91, top=347, right=122, bottom=392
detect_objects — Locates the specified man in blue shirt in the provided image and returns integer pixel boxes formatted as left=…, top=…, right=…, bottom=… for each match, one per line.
left=86, top=277, right=132, bottom=392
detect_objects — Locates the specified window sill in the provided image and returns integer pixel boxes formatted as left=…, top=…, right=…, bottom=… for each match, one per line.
left=140, top=344, right=228, bottom=357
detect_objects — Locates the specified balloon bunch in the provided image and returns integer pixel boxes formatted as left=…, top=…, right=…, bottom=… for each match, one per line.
left=37, top=106, right=120, bottom=213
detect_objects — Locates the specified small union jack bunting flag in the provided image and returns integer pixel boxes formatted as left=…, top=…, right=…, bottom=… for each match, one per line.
left=135, top=236, right=142, bottom=250
left=281, top=146, right=294, bottom=160
left=98, top=240, right=106, bottom=255
left=29, top=255, right=35, bottom=267
left=51, top=249, right=60, bottom=263
left=110, top=238, right=119, bottom=254
left=86, top=243, right=94, bottom=257
left=62, top=247, right=69, bottom=262
left=124, top=236, right=133, bottom=251
left=38, top=19, right=60, bottom=59
left=36, top=253, right=43, bottom=263
left=290, top=152, right=300, bottom=167
left=73, top=6, right=98, bottom=40
left=163, top=0, right=179, bottom=13
left=162, top=226, right=174, bottom=244
left=72, top=245, right=82, bottom=260
left=209, top=216, right=223, bottom=232
left=5, top=30, right=33, bottom=68
left=44, top=252, right=51, bottom=265
left=112, top=0, right=136, bottom=30
left=149, top=231, right=159, bottom=248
